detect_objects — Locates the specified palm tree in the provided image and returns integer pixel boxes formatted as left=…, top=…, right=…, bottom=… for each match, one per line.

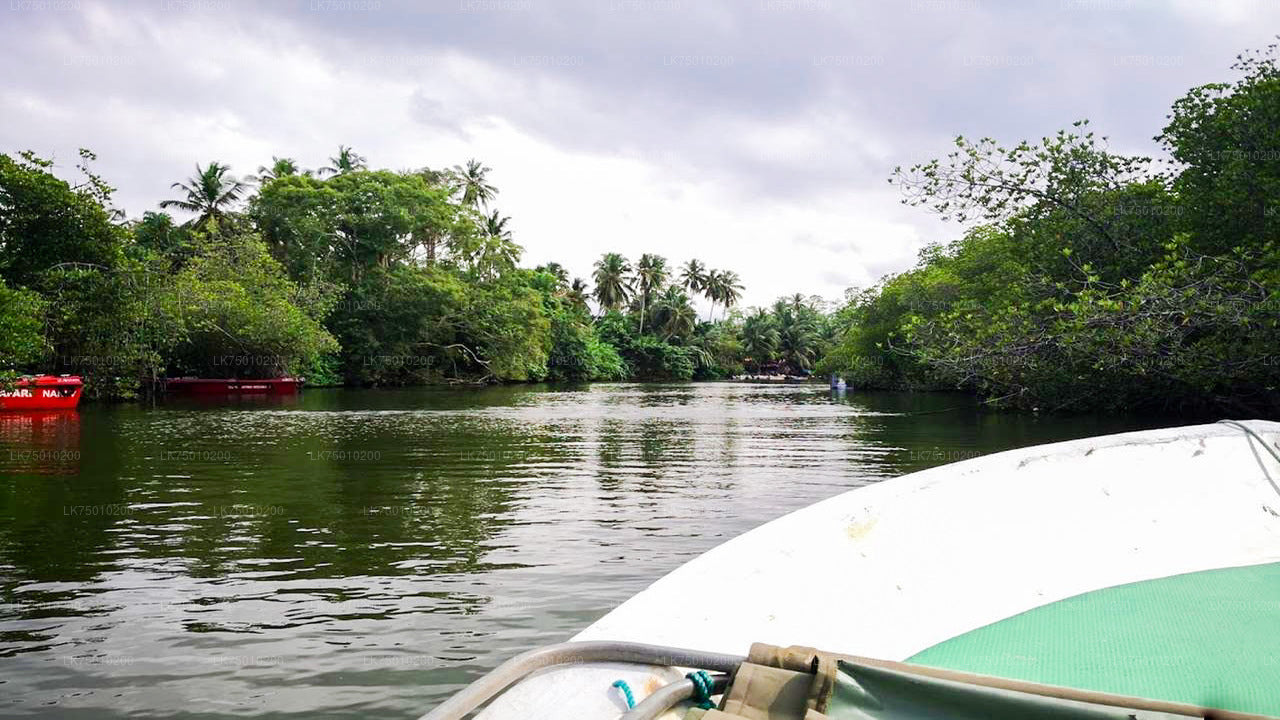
left=252, top=156, right=302, bottom=183
left=319, top=145, right=367, bottom=176
left=454, top=158, right=498, bottom=208
left=416, top=166, right=454, bottom=188
left=680, top=259, right=707, bottom=294
left=772, top=298, right=819, bottom=372
left=714, top=269, right=744, bottom=321
left=485, top=210, right=511, bottom=241
left=460, top=211, right=519, bottom=278
left=703, top=269, right=744, bottom=322
left=741, top=308, right=779, bottom=373
left=159, top=162, right=248, bottom=229
left=567, top=277, right=591, bottom=314
left=653, top=285, right=697, bottom=340
left=592, top=253, right=632, bottom=313
left=634, top=253, right=668, bottom=334
left=539, top=262, right=569, bottom=289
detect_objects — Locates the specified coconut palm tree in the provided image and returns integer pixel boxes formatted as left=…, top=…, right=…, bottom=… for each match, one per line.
left=319, top=145, right=367, bottom=176
left=539, top=262, right=569, bottom=289
left=458, top=210, right=519, bottom=278
left=714, top=269, right=744, bottom=321
left=741, top=308, right=779, bottom=373
left=634, top=253, right=668, bottom=334
left=592, top=252, right=631, bottom=313
left=484, top=210, right=511, bottom=241
left=680, top=258, right=707, bottom=294
left=653, top=285, right=697, bottom=340
left=772, top=298, right=820, bottom=372
left=703, top=269, right=744, bottom=322
left=454, top=158, right=498, bottom=209
left=252, top=157, right=303, bottom=183
left=567, top=277, right=591, bottom=314
left=159, top=162, right=248, bottom=229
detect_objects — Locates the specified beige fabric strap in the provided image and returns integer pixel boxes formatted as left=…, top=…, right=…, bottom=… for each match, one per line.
left=719, top=662, right=812, bottom=720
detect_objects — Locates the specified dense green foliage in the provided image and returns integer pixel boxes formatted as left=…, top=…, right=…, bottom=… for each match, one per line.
left=0, top=143, right=826, bottom=398
left=0, top=280, right=45, bottom=371
left=822, top=43, right=1280, bottom=414
left=17, top=44, right=1272, bottom=412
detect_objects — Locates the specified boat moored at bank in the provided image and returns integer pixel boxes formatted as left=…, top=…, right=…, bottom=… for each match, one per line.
left=0, top=375, right=84, bottom=411
left=159, top=377, right=304, bottom=395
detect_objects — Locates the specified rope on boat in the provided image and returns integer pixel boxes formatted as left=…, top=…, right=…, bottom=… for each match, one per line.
left=1218, top=419, right=1280, bottom=500
left=686, top=670, right=715, bottom=709
left=611, top=679, right=636, bottom=709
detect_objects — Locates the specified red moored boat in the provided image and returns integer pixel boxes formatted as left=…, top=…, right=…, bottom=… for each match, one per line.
left=160, top=377, right=304, bottom=395
left=0, top=375, right=84, bottom=411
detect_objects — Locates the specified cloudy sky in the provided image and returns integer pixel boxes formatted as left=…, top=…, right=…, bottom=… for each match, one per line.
left=3, top=0, right=1276, bottom=308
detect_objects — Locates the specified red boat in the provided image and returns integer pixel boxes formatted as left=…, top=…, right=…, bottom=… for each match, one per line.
left=0, top=375, right=84, bottom=411
left=160, top=377, right=304, bottom=395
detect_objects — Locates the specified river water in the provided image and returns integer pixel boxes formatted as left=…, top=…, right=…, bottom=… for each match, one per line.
left=0, top=383, right=1178, bottom=718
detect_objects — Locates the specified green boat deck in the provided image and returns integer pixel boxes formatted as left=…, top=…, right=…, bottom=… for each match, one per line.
left=907, top=561, right=1280, bottom=717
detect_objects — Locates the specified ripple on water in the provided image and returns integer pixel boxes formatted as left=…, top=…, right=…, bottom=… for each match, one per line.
left=0, top=383, right=1171, bottom=718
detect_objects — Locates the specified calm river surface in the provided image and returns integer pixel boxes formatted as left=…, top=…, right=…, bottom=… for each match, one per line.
left=0, top=383, right=1182, bottom=718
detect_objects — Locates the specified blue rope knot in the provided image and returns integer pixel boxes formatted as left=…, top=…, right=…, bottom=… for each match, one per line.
left=612, top=679, right=636, bottom=709
left=686, top=670, right=716, bottom=710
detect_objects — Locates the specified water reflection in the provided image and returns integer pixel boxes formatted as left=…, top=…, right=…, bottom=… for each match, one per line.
left=0, top=383, right=1178, bottom=718
left=0, top=410, right=80, bottom=475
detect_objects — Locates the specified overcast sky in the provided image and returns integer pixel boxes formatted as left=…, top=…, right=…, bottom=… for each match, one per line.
left=3, top=0, right=1276, bottom=308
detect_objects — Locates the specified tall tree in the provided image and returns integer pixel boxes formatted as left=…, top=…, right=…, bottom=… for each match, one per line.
left=680, top=258, right=707, bottom=293
left=704, top=268, right=744, bottom=321
left=741, top=308, right=779, bottom=372
left=484, top=210, right=511, bottom=241
left=454, top=158, right=498, bottom=208
left=772, top=297, right=820, bottom=372
left=158, top=162, right=248, bottom=230
left=252, top=157, right=303, bottom=183
left=653, top=285, right=696, bottom=340
left=538, top=262, right=569, bottom=289
left=592, top=252, right=631, bottom=313
left=319, top=145, right=367, bottom=176
left=634, top=253, right=668, bottom=334
left=0, top=151, right=126, bottom=287
left=566, top=277, right=591, bottom=315
left=718, top=270, right=744, bottom=320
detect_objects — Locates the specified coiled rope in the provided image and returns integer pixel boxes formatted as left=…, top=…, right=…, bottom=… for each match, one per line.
left=686, top=670, right=716, bottom=709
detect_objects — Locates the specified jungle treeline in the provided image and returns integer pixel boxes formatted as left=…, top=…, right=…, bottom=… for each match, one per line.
left=3, top=42, right=1278, bottom=414
left=0, top=148, right=829, bottom=399
left=818, top=43, right=1280, bottom=414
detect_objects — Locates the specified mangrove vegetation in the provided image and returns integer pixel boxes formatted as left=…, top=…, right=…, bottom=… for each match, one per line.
left=819, top=42, right=1280, bottom=414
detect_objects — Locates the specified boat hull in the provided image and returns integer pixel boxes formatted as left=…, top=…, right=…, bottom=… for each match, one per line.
left=464, top=421, right=1280, bottom=720
left=0, top=376, right=83, bottom=411
left=160, top=378, right=304, bottom=395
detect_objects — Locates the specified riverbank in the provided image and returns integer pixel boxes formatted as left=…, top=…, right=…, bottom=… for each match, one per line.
left=729, top=374, right=817, bottom=384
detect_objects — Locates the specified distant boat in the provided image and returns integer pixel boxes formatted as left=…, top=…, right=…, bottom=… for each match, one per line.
left=422, top=421, right=1280, bottom=720
left=159, top=377, right=304, bottom=395
left=0, top=375, right=83, bottom=411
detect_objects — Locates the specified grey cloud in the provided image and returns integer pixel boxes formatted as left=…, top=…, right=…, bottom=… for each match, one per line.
left=3, top=0, right=1277, bottom=300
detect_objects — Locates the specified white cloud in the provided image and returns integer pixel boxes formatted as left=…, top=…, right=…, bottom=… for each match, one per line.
left=0, top=0, right=1272, bottom=308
